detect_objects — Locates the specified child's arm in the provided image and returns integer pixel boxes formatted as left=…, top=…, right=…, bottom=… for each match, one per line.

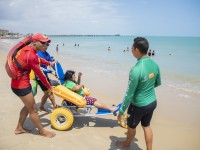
left=77, top=72, right=82, bottom=85
left=73, top=72, right=84, bottom=92
left=72, top=84, right=84, bottom=92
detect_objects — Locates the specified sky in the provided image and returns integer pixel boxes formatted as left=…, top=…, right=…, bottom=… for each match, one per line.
left=0, top=0, right=200, bottom=36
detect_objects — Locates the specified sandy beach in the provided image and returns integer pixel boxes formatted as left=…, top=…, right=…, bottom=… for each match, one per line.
left=0, top=40, right=200, bottom=150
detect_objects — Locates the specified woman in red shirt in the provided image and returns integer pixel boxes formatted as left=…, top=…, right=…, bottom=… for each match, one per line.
left=11, top=33, right=56, bottom=138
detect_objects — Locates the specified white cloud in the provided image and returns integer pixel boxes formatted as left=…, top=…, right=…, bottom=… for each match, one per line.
left=0, top=0, right=126, bottom=34
left=0, top=0, right=199, bottom=36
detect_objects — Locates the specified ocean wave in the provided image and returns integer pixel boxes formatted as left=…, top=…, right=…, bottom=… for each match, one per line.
left=165, top=82, right=200, bottom=94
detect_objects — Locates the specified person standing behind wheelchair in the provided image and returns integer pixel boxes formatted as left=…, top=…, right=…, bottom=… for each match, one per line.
left=36, top=41, right=58, bottom=111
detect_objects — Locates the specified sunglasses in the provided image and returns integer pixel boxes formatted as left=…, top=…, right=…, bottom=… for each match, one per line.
left=38, top=41, right=49, bottom=46
left=37, top=41, right=46, bottom=44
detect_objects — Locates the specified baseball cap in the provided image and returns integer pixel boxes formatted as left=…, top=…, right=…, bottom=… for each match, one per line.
left=32, top=33, right=51, bottom=43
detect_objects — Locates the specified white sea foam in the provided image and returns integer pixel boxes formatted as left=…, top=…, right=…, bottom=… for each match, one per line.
left=165, top=82, right=200, bottom=94
left=177, top=94, right=190, bottom=99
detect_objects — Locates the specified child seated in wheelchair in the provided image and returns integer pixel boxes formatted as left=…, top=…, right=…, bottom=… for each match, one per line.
left=63, top=70, right=117, bottom=112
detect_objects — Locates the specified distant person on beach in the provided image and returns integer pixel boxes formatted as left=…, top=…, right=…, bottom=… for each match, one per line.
left=74, top=43, right=76, bottom=46
left=127, top=47, right=129, bottom=51
left=63, top=43, right=64, bottom=46
left=108, top=46, right=111, bottom=51
left=56, top=44, right=59, bottom=53
left=63, top=70, right=118, bottom=112
left=36, top=41, right=58, bottom=111
left=148, top=49, right=151, bottom=56
left=10, top=33, right=56, bottom=138
left=152, top=50, right=155, bottom=56
left=115, top=37, right=161, bottom=149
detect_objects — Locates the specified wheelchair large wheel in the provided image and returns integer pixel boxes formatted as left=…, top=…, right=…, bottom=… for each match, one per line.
left=120, top=114, right=128, bottom=129
left=50, top=108, right=74, bottom=131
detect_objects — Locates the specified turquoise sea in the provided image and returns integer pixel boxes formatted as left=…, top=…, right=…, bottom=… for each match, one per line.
left=2, top=36, right=200, bottom=95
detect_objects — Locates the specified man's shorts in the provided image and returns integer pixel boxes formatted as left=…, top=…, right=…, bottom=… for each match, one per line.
left=11, top=85, right=32, bottom=97
left=127, top=101, right=157, bottom=128
left=36, top=78, right=50, bottom=91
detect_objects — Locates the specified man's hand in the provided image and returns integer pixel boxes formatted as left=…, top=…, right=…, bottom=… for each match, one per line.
left=117, top=114, right=123, bottom=123
left=50, top=60, right=57, bottom=67
left=52, top=70, right=56, bottom=76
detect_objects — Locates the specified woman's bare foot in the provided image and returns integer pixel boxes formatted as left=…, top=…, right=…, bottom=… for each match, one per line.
left=15, top=127, right=32, bottom=134
left=39, top=128, right=56, bottom=138
left=115, top=140, right=130, bottom=149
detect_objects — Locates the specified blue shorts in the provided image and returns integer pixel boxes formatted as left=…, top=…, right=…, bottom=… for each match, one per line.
left=11, top=85, right=32, bottom=97
left=127, top=101, right=157, bottom=128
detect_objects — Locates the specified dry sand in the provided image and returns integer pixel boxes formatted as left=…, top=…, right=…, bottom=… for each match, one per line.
left=0, top=40, right=200, bottom=150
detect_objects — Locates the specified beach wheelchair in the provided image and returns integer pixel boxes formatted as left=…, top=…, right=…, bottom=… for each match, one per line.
left=50, top=85, right=127, bottom=131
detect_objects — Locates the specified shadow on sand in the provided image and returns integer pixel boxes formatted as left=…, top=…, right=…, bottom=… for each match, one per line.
left=109, top=136, right=142, bottom=150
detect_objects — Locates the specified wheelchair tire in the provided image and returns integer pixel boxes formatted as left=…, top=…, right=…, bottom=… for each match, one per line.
left=50, top=107, right=74, bottom=131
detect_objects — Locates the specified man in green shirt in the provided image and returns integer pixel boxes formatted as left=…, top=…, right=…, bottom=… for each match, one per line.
left=115, top=37, right=161, bottom=150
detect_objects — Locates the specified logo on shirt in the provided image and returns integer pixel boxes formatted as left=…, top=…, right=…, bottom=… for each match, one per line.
left=149, top=73, right=154, bottom=79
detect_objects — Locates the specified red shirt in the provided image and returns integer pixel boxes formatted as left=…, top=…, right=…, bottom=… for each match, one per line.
left=11, top=46, right=51, bottom=89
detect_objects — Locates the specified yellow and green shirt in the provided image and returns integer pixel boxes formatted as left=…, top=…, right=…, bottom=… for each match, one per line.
left=119, top=57, right=161, bottom=115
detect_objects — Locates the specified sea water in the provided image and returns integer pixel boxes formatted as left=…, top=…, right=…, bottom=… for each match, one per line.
left=48, top=36, right=200, bottom=94
left=3, top=36, right=200, bottom=95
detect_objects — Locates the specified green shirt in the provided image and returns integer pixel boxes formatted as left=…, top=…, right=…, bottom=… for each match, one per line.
left=119, top=57, right=161, bottom=115
left=63, top=80, right=84, bottom=95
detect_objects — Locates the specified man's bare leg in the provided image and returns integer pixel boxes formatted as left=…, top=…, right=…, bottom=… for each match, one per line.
left=39, top=91, right=49, bottom=111
left=115, top=127, right=136, bottom=148
left=40, top=91, right=57, bottom=111
left=143, top=126, right=153, bottom=150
